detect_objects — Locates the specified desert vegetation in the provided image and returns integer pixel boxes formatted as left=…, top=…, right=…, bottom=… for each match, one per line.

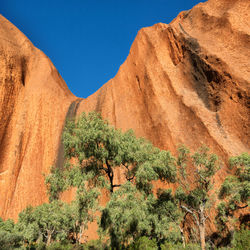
left=0, top=112, right=249, bottom=250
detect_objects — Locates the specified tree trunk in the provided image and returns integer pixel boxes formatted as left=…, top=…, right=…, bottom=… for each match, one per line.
left=229, top=229, right=235, bottom=247
left=46, top=232, right=52, bottom=246
left=199, top=204, right=206, bottom=250
left=106, top=160, right=114, bottom=193
left=75, top=223, right=80, bottom=244
left=199, top=224, right=206, bottom=250
left=79, top=224, right=84, bottom=244
left=179, top=226, right=186, bottom=248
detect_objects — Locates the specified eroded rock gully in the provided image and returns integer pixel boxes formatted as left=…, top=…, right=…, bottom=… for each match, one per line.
left=0, top=0, right=249, bottom=234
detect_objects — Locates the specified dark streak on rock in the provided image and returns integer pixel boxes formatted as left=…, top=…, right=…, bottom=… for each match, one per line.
left=55, top=98, right=84, bottom=170
left=21, top=57, right=26, bottom=86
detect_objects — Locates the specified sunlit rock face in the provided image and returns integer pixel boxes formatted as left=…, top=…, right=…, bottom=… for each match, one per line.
left=0, top=0, right=249, bottom=225
left=0, top=15, right=76, bottom=219
left=77, top=0, right=249, bottom=173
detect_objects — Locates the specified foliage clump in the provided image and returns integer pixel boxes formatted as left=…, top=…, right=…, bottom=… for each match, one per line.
left=216, top=152, right=250, bottom=245
left=0, top=217, right=23, bottom=250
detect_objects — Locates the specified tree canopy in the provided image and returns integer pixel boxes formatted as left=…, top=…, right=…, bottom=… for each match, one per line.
left=53, top=112, right=177, bottom=196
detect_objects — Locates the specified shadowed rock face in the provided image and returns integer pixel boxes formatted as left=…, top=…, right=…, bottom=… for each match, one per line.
left=0, top=0, right=249, bottom=222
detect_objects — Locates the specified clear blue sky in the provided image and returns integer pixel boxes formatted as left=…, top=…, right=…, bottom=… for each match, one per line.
left=1, top=0, right=205, bottom=98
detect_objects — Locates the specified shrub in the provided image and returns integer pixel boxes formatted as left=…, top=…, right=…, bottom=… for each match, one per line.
left=232, top=229, right=250, bottom=250
left=161, top=242, right=200, bottom=250
left=46, top=241, right=77, bottom=250
left=128, top=236, right=157, bottom=250
left=0, top=231, right=23, bottom=249
left=83, top=239, right=110, bottom=250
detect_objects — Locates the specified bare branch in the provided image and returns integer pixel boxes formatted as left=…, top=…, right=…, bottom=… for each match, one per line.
left=205, top=215, right=209, bottom=221
left=113, top=184, right=121, bottom=188
left=126, top=175, right=135, bottom=181
left=236, top=204, right=248, bottom=210
left=181, top=205, right=200, bottom=227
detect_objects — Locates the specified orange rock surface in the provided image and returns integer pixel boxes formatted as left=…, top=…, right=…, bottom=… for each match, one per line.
left=0, top=15, right=76, bottom=219
left=0, top=0, right=249, bottom=223
left=77, top=0, right=249, bottom=188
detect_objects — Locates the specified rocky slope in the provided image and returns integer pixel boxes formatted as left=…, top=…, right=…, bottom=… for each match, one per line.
left=0, top=0, right=249, bottom=221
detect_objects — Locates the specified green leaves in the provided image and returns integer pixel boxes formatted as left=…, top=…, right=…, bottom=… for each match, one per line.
left=175, top=145, right=221, bottom=249
left=46, top=113, right=234, bottom=248
left=221, top=153, right=249, bottom=205
left=0, top=217, right=23, bottom=250
left=55, top=111, right=179, bottom=247
left=217, top=153, right=250, bottom=233
left=0, top=218, right=15, bottom=233
left=57, top=112, right=177, bottom=195
left=219, top=176, right=238, bottom=199
left=15, top=201, right=75, bottom=244
left=15, top=206, right=39, bottom=243
left=176, top=145, right=220, bottom=208
left=192, top=146, right=220, bottom=187
left=151, top=150, right=176, bottom=183
left=151, top=189, right=182, bottom=242
left=100, top=183, right=181, bottom=248
left=45, top=165, right=68, bottom=202
left=100, top=182, right=150, bottom=247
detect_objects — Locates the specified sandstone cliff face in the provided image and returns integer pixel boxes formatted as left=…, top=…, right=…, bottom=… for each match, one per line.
left=77, top=0, right=249, bottom=179
left=0, top=0, right=249, bottom=220
left=0, top=15, right=76, bottom=219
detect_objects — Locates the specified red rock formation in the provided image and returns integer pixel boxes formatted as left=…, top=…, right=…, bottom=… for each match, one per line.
left=77, top=0, right=249, bottom=187
left=0, top=0, right=249, bottom=222
left=0, top=15, right=76, bottom=219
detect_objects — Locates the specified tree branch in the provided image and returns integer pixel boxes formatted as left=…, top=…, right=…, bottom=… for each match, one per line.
left=113, top=184, right=121, bottom=188
left=181, top=205, right=199, bottom=227
left=205, top=215, right=209, bottom=221
left=236, top=204, right=248, bottom=210
left=126, top=175, right=135, bottom=182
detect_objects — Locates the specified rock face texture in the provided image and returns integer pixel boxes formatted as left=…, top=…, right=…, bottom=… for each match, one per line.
left=77, top=0, right=249, bottom=182
left=0, top=0, right=249, bottom=221
left=0, top=15, right=76, bottom=219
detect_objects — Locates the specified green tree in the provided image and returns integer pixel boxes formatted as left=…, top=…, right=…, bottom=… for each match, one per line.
left=46, top=112, right=177, bottom=248
left=46, top=163, right=100, bottom=244
left=175, top=145, right=220, bottom=250
left=0, top=217, right=23, bottom=249
left=151, top=188, right=183, bottom=246
left=0, top=217, right=15, bottom=232
left=15, top=206, right=39, bottom=244
left=129, top=236, right=158, bottom=250
left=216, top=153, right=250, bottom=243
left=15, top=201, right=74, bottom=246
left=54, top=112, right=176, bottom=195
left=100, top=182, right=181, bottom=248
left=232, top=228, right=250, bottom=250
left=68, top=185, right=99, bottom=244
left=100, top=182, right=152, bottom=248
